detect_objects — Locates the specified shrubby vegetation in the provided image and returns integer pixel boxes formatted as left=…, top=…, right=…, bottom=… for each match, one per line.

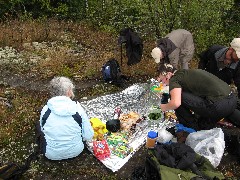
left=0, top=0, right=239, bottom=53
left=1, top=1, right=240, bottom=179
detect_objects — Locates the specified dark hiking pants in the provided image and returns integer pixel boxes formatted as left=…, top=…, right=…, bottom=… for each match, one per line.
left=35, top=121, right=46, bottom=154
left=175, top=92, right=237, bottom=130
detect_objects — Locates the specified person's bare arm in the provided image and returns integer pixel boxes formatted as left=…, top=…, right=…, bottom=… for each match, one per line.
left=160, top=88, right=182, bottom=111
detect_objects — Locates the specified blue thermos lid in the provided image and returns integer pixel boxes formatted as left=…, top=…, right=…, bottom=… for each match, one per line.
left=148, top=131, right=158, bottom=139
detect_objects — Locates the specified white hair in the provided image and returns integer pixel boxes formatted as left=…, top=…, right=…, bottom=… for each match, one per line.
left=49, top=76, right=75, bottom=97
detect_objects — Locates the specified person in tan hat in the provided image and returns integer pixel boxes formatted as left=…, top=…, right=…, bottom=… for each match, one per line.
left=198, top=38, right=240, bottom=97
left=151, top=29, right=195, bottom=69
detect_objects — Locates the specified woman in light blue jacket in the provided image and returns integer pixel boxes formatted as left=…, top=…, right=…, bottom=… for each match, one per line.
left=39, top=76, right=94, bottom=160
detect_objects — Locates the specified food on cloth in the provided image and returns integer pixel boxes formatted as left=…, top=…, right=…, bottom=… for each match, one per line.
left=119, top=111, right=141, bottom=131
left=106, top=133, right=132, bottom=158
left=97, top=133, right=104, bottom=141
left=148, top=107, right=162, bottom=120
left=107, top=133, right=128, bottom=145
left=90, top=117, right=108, bottom=140
left=148, top=112, right=162, bottom=120
left=148, top=106, right=162, bottom=120
left=112, top=144, right=133, bottom=159
left=165, top=111, right=177, bottom=120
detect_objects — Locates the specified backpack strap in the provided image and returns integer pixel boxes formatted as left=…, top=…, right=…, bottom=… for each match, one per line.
left=42, top=101, right=82, bottom=129
left=189, top=163, right=211, bottom=180
left=72, top=101, right=83, bottom=129
left=72, top=112, right=83, bottom=129
left=41, top=108, right=51, bottom=127
left=0, top=163, right=22, bottom=180
left=120, top=43, right=123, bottom=66
left=41, top=107, right=82, bottom=129
left=194, top=156, right=205, bottom=167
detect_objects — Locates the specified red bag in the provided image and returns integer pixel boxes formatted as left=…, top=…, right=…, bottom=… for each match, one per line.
left=93, top=140, right=111, bottom=160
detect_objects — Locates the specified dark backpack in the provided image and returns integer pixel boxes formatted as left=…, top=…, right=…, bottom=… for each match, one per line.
left=0, top=129, right=41, bottom=180
left=145, top=143, right=225, bottom=180
left=102, top=58, right=127, bottom=87
left=118, top=28, right=143, bottom=66
left=131, top=143, right=225, bottom=180
left=0, top=163, right=23, bottom=180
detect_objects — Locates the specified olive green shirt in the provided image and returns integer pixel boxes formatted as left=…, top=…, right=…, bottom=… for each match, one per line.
left=169, top=69, right=231, bottom=102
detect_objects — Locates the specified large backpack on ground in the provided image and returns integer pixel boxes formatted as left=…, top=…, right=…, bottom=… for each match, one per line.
left=146, top=143, right=225, bottom=180
left=118, top=28, right=143, bottom=66
left=102, top=58, right=127, bottom=87
left=221, top=127, right=240, bottom=161
left=0, top=130, right=41, bottom=180
left=0, top=163, right=25, bottom=180
left=102, top=58, right=121, bottom=82
left=131, top=143, right=225, bottom=180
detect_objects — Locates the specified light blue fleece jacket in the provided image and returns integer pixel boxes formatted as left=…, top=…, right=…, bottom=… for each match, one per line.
left=39, top=96, right=94, bottom=160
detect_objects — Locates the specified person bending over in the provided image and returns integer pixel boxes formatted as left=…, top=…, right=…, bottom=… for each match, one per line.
left=157, top=63, right=240, bottom=130
left=151, top=29, right=195, bottom=69
left=39, top=76, right=94, bottom=160
left=198, top=38, right=240, bottom=98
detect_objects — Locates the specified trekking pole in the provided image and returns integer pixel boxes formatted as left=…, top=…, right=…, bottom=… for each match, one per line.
left=120, top=43, right=123, bottom=66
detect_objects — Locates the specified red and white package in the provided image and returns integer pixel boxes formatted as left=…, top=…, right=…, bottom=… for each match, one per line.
left=93, top=140, right=111, bottom=160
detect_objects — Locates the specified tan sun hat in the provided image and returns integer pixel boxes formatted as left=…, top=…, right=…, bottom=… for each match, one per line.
left=151, top=47, right=163, bottom=63
left=230, top=38, right=240, bottom=58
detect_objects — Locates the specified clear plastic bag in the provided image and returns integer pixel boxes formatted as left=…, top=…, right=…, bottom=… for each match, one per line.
left=156, top=128, right=173, bottom=143
left=185, top=128, right=225, bottom=168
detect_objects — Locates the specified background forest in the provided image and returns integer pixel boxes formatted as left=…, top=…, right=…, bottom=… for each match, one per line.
left=1, top=0, right=240, bottom=179
left=0, top=0, right=240, bottom=52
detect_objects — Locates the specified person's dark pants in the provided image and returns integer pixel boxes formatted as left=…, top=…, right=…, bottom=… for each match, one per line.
left=226, top=98, right=240, bottom=126
left=216, top=68, right=234, bottom=85
left=206, top=60, right=234, bottom=85
left=35, top=121, right=46, bottom=154
left=175, top=92, right=237, bottom=130
left=227, top=109, right=240, bottom=126
left=233, top=62, right=240, bottom=98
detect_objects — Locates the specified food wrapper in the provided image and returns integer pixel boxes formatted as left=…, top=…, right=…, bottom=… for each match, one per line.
left=150, top=84, right=163, bottom=92
left=107, top=133, right=132, bottom=158
left=93, top=140, right=111, bottom=160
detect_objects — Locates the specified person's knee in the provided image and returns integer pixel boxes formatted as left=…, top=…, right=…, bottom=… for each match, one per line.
left=227, top=109, right=240, bottom=127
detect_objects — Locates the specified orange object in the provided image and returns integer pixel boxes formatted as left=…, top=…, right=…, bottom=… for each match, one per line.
left=154, top=83, right=163, bottom=91
left=146, top=131, right=158, bottom=149
left=159, top=83, right=163, bottom=89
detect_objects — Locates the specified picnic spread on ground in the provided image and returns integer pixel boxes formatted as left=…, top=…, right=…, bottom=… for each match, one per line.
left=80, top=80, right=227, bottom=175
left=80, top=81, right=178, bottom=172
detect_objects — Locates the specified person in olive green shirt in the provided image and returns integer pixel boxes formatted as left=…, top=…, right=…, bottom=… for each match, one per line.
left=157, top=63, right=239, bottom=130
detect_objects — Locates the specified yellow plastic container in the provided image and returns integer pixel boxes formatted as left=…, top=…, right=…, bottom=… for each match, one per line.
left=90, top=117, right=108, bottom=133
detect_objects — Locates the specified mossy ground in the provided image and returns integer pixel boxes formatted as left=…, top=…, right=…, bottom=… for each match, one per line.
left=0, top=19, right=239, bottom=179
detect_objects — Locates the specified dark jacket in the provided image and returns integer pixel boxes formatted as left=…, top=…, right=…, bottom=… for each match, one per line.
left=198, top=45, right=226, bottom=74
left=199, top=45, right=240, bottom=97
left=157, top=37, right=176, bottom=64
left=119, top=28, right=143, bottom=66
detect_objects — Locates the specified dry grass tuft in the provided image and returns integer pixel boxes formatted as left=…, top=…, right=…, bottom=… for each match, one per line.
left=0, top=19, right=66, bottom=49
left=0, top=18, right=159, bottom=81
